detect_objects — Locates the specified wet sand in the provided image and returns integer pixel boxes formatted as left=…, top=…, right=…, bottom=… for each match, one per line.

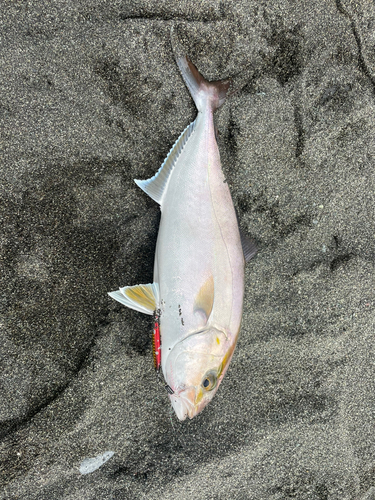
left=1, top=1, right=375, bottom=499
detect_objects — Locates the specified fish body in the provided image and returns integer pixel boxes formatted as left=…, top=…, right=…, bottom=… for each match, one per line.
left=109, top=35, right=256, bottom=420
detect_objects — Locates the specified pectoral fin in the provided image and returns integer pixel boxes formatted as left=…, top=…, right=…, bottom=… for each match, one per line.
left=194, top=275, right=214, bottom=321
left=108, top=283, right=159, bottom=315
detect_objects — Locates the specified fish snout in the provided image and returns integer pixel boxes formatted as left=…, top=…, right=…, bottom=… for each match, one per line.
left=169, top=387, right=197, bottom=420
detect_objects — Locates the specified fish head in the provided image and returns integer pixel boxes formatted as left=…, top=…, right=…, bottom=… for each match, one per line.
left=164, top=327, right=235, bottom=420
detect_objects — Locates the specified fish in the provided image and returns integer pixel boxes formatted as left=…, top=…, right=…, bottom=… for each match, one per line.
left=109, top=31, right=257, bottom=420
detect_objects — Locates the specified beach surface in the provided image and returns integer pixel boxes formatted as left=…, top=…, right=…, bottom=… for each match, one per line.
left=1, top=1, right=375, bottom=499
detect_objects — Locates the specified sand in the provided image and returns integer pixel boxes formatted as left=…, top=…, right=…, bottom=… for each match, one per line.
left=1, top=1, right=375, bottom=499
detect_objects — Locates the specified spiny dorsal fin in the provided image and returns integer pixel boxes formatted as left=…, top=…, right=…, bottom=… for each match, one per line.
left=194, top=275, right=214, bottom=322
left=240, top=229, right=258, bottom=263
left=235, top=209, right=258, bottom=263
left=134, top=119, right=196, bottom=205
left=108, top=283, right=159, bottom=315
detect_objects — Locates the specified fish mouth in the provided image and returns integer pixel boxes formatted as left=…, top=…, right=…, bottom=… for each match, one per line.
left=169, top=388, right=197, bottom=421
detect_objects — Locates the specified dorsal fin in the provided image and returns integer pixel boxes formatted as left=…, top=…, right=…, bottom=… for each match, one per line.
left=235, top=209, right=258, bottom=263
left=134, top=119, right=196, bottom=205
left=108, top=283, right=159, bottom=315
left=239, top=229, right=258, bottom=263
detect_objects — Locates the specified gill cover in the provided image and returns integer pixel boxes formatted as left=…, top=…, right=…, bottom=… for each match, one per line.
left=164, top=327, right=232, bottom=420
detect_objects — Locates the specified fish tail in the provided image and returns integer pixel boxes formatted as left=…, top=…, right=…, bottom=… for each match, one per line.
left=171, top=26, right=231, bottom=113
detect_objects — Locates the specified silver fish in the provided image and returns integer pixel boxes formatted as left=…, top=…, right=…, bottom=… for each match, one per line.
left=109, top=33, right=256, bottom=420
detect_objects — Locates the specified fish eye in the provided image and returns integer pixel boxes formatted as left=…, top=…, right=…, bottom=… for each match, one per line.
left=201, top=371, right=217, bottom=391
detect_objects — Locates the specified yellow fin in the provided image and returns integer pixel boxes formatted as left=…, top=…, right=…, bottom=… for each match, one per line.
left=108, top=283, right=159, bottom=316
left=194, top=275, right=214, bottom=321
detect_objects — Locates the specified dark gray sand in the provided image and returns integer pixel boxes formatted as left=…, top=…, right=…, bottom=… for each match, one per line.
left=1, top=1, right=375, bottom=499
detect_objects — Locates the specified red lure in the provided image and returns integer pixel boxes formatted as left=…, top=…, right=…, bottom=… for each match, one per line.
left=152, top=314, right=161, bottom=372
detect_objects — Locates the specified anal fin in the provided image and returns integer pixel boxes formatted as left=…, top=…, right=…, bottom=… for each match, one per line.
left=135, top=119, right=196, bottom=205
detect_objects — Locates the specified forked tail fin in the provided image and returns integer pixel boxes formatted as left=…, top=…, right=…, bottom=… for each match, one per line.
left=171, top=27, right=231, bottom=113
